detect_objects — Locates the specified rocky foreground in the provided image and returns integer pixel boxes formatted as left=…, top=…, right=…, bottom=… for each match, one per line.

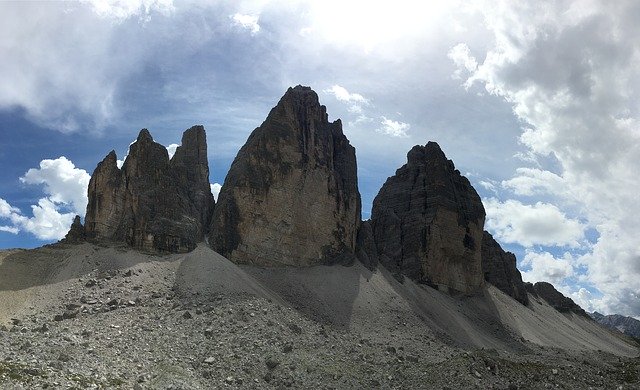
left=1, top=244, right=638, bottom=389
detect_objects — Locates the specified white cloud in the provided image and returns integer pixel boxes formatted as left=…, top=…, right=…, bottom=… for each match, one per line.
left=484, top=198, right=585, bottom=248
left=166, top=143, right=179, bottom=159
left=520, top=250, right=575, bottom=285
left=231, top=13, right=260, bottom=34
left=378, top=116, right=410, bottom=138
left=455, top=0, right=640, bottom=316
left=211, top=183, right=221, bottom=202
left=0, top=198, right=20, bottom=217
left=82, top=0, right=174, bottom=20
left=501, top=167, right=565, bottom=196
left=0, top=225, right=19, bottom=234
left=0, top=157, right=90, bottom=241
left=447, top=43, right=478, bottom=80
left=20, top=157, right=90, bottom=216
left=324, top=85, right=370, bottom=114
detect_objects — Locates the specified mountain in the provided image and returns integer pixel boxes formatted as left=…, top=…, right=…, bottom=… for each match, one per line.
left=209, top=85, right=361, bottom=266
left=365, top=142, right=485, bottom=294
left=591, top=312, right=640, bottom=339
left=3, top=85, right=635, bottom=388
left=84, top=126, right=214, bottom=253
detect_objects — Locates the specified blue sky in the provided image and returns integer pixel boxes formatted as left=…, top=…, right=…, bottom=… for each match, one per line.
left=0, top=1, right=638, bottom=318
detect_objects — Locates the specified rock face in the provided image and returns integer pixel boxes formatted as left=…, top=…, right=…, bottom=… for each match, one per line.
left=209, top=86, right=361, bottom=266
left=369, top=142, right=485, bottom=294
left=356, top=221, right=378, bottom=271
left=481, top=231, right=529, bottom=305
left=84, top=126, right=214, bottom=252
left=60, top=215, right=85, bottom=244
left=526, top=282, right=589, bottom=317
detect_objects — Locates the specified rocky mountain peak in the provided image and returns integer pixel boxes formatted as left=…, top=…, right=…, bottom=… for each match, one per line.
left=366, top=142, right=485, bottom=293
left=136, top=128, right=153, bottom=143
left=209, top=86, right=361, bottom=266
left=84, top=126, right=214, bottom=253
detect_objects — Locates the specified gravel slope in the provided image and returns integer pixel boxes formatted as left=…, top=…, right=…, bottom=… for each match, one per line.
left=0, top=243, right=638, bottom=389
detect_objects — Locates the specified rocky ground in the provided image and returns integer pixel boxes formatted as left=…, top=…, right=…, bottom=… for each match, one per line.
left=0, top=244, right=638, bottom=389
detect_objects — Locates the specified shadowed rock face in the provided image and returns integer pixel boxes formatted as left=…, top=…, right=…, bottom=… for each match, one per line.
left=60, top=215, right=85, bottom=244
left=209, top=85, right=361, bottom=266
left=481, top=231, right=529, bottom=305
left=84, top=126, right=214, bottom=253
left=526, top=282, right=589, bottom=317
left=370, top=142, right=485, bottom=294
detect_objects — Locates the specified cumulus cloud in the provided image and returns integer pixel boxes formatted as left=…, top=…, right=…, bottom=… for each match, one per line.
left=501, top=168, right=565, bottom=197
left=378, top=116, right=410, bottom=137
left=211, top=183, right=222, bottom=202
left=0, top=157, right=90, bottom=241
left=453, top=1, right=640, bottom=316
left=324, top=85, right=370, bottom=114
left=231, top=13, right=260, bottom=34
left=483, top=198, right=585, bottom=248
left=20, top=157, right=90, bottom=216
left=520, top=250, right=575, bottom=285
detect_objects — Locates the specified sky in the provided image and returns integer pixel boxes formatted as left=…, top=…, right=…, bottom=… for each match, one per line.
left=0, top=0, right=638, bottom=319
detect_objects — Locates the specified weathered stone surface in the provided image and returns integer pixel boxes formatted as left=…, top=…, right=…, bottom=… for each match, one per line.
left=370, top=142, right=485, bottom=294
left=481, top=231, right=529, bottom=305
left=356, top=220, right=378, bottom=271
left=170, top=125, right=215, bottom=237
left=526, top=282, right=589, bottom=317
left=209, top=85, right=361, bottom=266
left=84, top=126, right=213, bottom=253
left=60, top=215, right=85, bottom=244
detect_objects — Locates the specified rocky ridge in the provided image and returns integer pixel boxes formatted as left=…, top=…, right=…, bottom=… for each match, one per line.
left=481, top=231, right=529, bottom=305
left=209, top=85, right=361, bottom=266
left=84, top=126, right=213, bottom=253
left=73, top=86, right=567, bottom=309
left=591, top=312, right=640, bottom=339
left=526, top=282, right=589, bottom=317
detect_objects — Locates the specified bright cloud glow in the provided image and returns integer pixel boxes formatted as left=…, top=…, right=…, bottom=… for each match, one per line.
left=82, top=0, right=174, bottom=20
left=211, top=183, right=222, bottom=202
left=166, top=143, right=179, bottom=159
left=484, top=198, right=586, bottom=248
left=324, top=85, right=370, bottom=114
left=231, top=13, right=260, bottom=34
left=520, top=250, right=575, bottom=285
left=378, top=116, right=410, bottom=138
left=501, top=168, right=565, bottom=197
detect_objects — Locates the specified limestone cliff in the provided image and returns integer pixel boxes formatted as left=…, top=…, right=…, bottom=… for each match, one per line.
left=209, top=86, right=361, bottom=266
left=84, top=126, right=213, bottom=252
left=481, top=231, right=529, bottom=305
left=369, top=142, right=485, bottom=294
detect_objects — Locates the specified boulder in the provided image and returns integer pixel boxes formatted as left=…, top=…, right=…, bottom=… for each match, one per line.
left=209, top=85, right=361, bottom=266
left=481, top=231, right=529, bottom=305
left=84, top=126, right=213, bottom=252
left=370, top=142, right=485, bottom=294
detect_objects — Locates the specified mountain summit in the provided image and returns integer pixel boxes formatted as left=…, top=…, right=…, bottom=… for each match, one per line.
left=84, top=125, right=214, bottom=252
left=209, top=85, right=361, bottom=266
